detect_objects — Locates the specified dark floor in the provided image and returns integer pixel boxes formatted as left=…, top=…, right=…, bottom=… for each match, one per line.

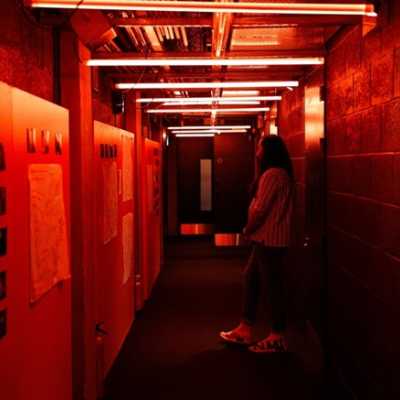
left=104, top=237, right=326, bottom=400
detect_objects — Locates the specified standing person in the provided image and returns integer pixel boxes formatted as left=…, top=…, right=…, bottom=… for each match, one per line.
left=220, top=134, right=295, bottom=353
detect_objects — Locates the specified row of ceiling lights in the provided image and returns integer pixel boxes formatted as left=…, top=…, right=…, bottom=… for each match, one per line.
left=27, top=1, right=377, bottom=115
left=124, top=82, right=294, bottom=114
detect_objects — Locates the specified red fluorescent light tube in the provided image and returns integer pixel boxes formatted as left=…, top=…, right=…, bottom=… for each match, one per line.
left=147, top=107, right=270, bottom=113
left=164, top=101, right=260, bottom=106
left=171, top=129, right=247, bottom=133
left=87, top=57, right=324, bottom=67
left=116, top=81, right=298, bottom=90
left=168, top=125, right=251, bottom=130
left=137, top=96, right=282, bottom=103
left=27, top=1, right=377, bottom=17
left=175, top=134, right=215, bottom=137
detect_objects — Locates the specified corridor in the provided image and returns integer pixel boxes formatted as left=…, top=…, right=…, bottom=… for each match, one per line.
left=104, top=238, right=323, bottom=400
left=1, top=1, right=400, bottom=399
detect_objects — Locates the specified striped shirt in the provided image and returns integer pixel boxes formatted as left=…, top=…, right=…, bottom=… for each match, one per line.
left=245, top=167, right=294, bottom=247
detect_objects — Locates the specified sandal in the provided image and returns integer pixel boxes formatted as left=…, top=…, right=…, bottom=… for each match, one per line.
left=220, top=329, right=252, bottom=346
left=248, top=336, right=288, bottom=353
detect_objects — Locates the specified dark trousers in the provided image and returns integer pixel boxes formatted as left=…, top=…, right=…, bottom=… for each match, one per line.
left=242, top=243, right=288, bottom=333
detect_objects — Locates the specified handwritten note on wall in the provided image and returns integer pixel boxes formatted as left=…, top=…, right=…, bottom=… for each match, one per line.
left=29, top=164, right=70, bottom=302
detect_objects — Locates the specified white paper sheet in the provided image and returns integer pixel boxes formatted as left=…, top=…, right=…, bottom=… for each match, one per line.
left=29, top=164, right=70, bottom=302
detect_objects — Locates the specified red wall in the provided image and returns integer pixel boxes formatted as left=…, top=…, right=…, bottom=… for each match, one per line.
left=0, top=0, right=122, bottom=128
left=326, top=3, right=400, bottom=397
left=278, top=87, right=306, bottom=247
left=0, top=0, right=53, bottom=101
left=92, top=69, right=121, bottom=127
left=279, top=2, right=400, bottom=397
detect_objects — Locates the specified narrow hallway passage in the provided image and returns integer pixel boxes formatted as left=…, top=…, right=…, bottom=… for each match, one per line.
left=3, top=3, right=400, bottom=399
left=104, top=238, right=321, bottom=400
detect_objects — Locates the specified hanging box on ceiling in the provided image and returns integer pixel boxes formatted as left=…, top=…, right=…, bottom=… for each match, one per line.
left=70, top=10, right=117, bottom=49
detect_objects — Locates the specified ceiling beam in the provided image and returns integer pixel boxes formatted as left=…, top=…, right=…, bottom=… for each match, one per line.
left=108, top=70, right=304, bottom=81
left=112, top=17, right=213, bottom=27
left=111, top=14, right=365, bottom=28
left=232, top=14, right=364, bottom=27
left=212, top=13, right=232, bottom=58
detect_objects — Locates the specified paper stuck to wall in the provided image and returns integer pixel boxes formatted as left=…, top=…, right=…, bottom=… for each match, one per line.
left=29, top=164, right=70, bottom=303
left=103, top=160, right=118, bottom=244
left=122, top=135, right=133, bottom=201
left=122, top=212, right=134, bottom=285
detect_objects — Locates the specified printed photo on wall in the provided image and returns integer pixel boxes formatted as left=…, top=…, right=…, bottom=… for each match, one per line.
left=55, top=132, right=63, bottom=155
left=27, top=128, right=37, bottom=153
left=41, top=129, right=50, bottom=154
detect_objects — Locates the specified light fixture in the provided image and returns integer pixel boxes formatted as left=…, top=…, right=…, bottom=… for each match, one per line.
left=171, top=129, right=247, bottom=134
left=172, top=129, right=220, bottom=134
left=146, top=107, right=270, bottom=113
left=87, top=57, right=324, bottom=67
left=163, top=100, right=260, bottom=106
left=168, top=125, right=251, bottom=130
left=138, top=96, right=281, bottom=103
left=222, top=90, right=260, bottom=96
left=175, top=134, right=215, bottom=137
left=28, top=1, right=377, bottom=17
left=116, top=81, right=298, bottom=90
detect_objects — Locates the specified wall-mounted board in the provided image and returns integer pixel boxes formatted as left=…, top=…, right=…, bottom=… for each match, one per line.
left=0, top=82, right=72, bottom=400
left=93, top=121, right=135, bottom=377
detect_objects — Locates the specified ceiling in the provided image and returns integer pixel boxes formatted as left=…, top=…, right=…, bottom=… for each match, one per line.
left=32, top=1, right=377, bottom=127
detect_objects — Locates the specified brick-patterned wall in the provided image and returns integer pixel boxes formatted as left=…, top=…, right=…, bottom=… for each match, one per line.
left=326, top=4, right=400, bottom=397
left=278, top=86, right=305, bottom=247
left=0, top=0, right=53, bottom=101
